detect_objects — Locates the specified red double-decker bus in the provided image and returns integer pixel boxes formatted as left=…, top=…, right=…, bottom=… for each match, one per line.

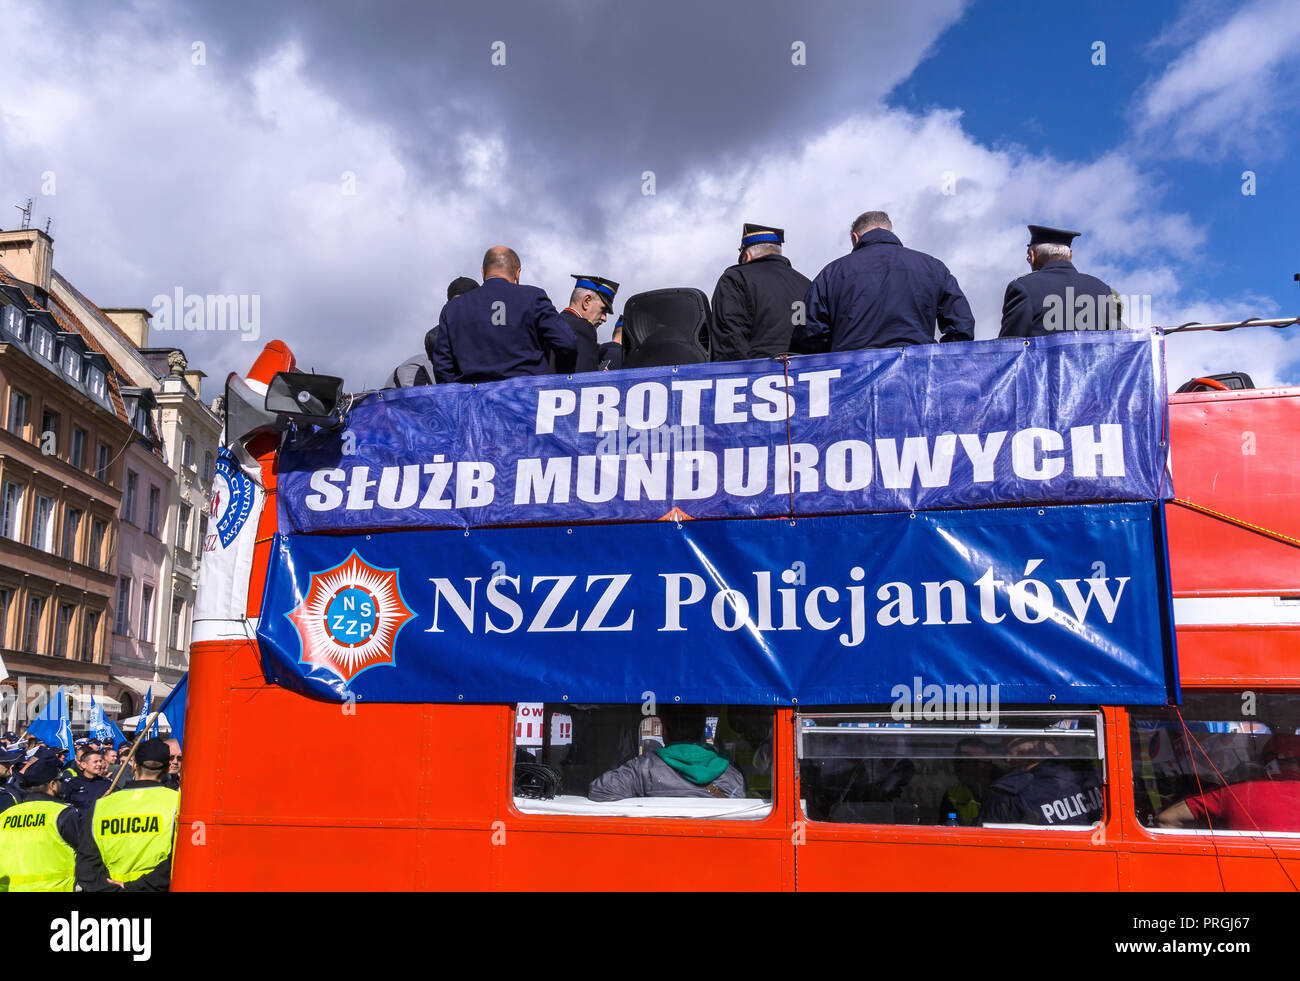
left=173, top=335, right=1300, bottom=891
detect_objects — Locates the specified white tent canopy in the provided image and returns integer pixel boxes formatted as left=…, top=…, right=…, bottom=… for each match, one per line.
left=119, top=713, right=172, bottom=733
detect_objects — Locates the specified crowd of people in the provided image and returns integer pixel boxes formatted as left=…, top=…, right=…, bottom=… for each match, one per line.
left=409, top=213, right=1121, bottom=387
left=0, top=729, right=181, bottom=891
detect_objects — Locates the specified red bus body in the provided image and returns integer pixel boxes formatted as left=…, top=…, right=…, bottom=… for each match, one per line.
left=173, top=366, right=1300, bottom=891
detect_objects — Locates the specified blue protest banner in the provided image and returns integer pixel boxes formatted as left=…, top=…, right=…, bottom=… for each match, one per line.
left=276, top=332, right=1168, bottom=534
left=255, top=502, right=1177, bottom=707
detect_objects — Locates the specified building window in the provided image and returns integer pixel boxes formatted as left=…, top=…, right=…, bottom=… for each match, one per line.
left=177, top=503, right=192, bottom=551
left=146, top=485, right=160, bottom=536
left=170, top=595, right=185, bottom=650
left=40, top=409, right=59, bottom=451
left=53, top=604, right=75, bottom=658
left=95, top=442, right=110, bottom=482
left=7, top=390, right=29, bottom=437
left=140, top=584, right=154, bottom=643
left=183, top=436, right=194, bottom=468
left=796, top=708, right=1105, bottom=828
left=22, top=596, right=45, bottom=653
left=0, top=587, right=11, bottom=648
left=114, top=577, right=131, bottom=636
left=1, top=303, right=22, bottom=338
left=122, top=470, right=137, bottom=524
left=62, top=347, right=81, bottom=381
left=511, top=704, right=774, bottom=819
left=204, top=452, right=214, bottom=483
left=86, top=367, right=105, bottom=400
left=1, top=482, right=22, bottom=540
left=81, top=610, right=100, bottom=662
left=61, top=508, right=82, bottom=561
left=70, top=427, right=86, bottom=469
left=88, top=518, right=106, bottom=571
left=32, top=325, right=55, bottom=361
left=29, top=494, right=54, bottom=552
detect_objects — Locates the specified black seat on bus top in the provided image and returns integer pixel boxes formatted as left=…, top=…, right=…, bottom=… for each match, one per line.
left=622, top=288, right=711, bottom=369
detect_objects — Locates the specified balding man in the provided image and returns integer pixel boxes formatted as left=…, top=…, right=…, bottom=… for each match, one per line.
left=432, top=247, right=577, bottom=384
left=795, top=210, right=975, bottom=351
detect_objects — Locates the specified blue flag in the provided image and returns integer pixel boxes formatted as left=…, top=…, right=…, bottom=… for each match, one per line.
left=136, top=685, right=159, bottom=739
left=88, top=695, right=127, bottom=748
left=27, top=686, right=73, bottom=752
left=158, top=674, right=188, bottom=750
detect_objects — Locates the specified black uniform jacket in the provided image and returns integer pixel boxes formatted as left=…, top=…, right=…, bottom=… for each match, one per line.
left=796, top=228, right=975, bottom=351
left=562, top=308, right=601, bottom=373
left=980, top=761, right=1104, bottom=827
left=431, top=277, right=577, bottom=384
left=999, top=260, right=1121, bottom=337
left=710, top=254, right=813, bottom=361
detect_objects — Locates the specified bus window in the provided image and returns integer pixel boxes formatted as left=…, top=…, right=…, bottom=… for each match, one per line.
left=797, top=709, right=1105, bottom=829
left=1132, top=691, right=1300, bottom=836
left=511, top=703, right=774, bottom=820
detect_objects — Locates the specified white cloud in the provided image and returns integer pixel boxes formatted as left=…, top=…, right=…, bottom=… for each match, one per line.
left=0, top=0, right=1294, bottom=396
left=1135, top=0, right=1300, bottom=156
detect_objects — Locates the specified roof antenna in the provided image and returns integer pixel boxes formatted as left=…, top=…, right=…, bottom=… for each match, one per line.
left=14, top=198, right=33, bottom=230
left=44, top=217, right=52, bottom=235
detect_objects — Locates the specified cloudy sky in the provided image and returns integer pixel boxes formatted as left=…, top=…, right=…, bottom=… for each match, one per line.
left=1, top=0, right=1298, bottom=395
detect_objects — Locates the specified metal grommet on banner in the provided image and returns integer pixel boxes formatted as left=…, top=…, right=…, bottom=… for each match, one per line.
left=1049, top=694, right=1057, bottom=702
left=1023, top=340, right=1030, bottom=347
left=1038, top=510, right=1044, bottom=516
left=463, top=530, right=469, bottom=537
left=674, top=695, right=681, bottom=702
left=562, top=694, right=569, bottom=701
left=457, top=694, right=464, bottom=701
left=365, top=534, right=370, bottom=540
left=910, top=513, right=916, bottom=519
left=791, top=697, right=798, bottom=705
left=567, top=528, right=573, bottom=535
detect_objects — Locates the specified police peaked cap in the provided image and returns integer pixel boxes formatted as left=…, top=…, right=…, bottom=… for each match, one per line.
left=1027, top=225, right=1081, bottom=247
left=20, top=755, right=62, bottom=787
left=571, top=275, right=619, bottom=311
left=0, top=746, right=23, bottom=765
left=740, top=223, right=784, bottom=254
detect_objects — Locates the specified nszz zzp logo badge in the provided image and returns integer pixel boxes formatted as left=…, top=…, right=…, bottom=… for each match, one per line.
left=286, top=550, right=416, bottom=684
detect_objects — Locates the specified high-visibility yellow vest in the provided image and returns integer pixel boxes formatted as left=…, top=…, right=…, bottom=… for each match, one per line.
left=0, top=800, right=75, bottom=892
left=90, top=785, right=179, bottom=883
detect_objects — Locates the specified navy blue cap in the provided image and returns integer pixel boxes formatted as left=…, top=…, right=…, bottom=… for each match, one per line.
left=20, top=755, right=62, bottom=787
left=740, top=222, right=784, bottom=254
left=447, top=276, right=478, bottom=301
left=0, top=746, right=24, bottom=765
left=571, top=275, right=619, bottom=312
left=1027, top=225, right=1080, bottom=247
left=3, top=731, right=16, bottom=741
left=134, top=737, right=170, bottom=767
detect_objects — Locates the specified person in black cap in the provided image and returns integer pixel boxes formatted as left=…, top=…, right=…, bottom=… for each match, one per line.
left=796, top=210, right=975, bottom=351
left=0, top=745, right=25, bottom=813
left=709, top=223, right=813, bottom=362
left=979, top=734, right=1103, bottom=827
left=432, top=246, right=577, bottom=384
left=420, top=276, right=480, bottom=380
left=76, top=737, right=179, bottom=891
left=999, top=226, right=1122, bottom=337
left=0, top=753, right=81, bottom=891
left=562, top=275, right=619, bottom=372
left=598, top=315, right=624, bottom=370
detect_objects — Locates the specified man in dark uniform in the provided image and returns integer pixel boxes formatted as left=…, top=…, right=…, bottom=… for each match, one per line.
left=0, top=746, right=24, bottom=813
left=561, top=275, right=619, bottom=372
left=979, top=735, right=1104, bottom=826
left=796, top=210, right=975, bottom=351
left=76, top=738, right=177, bottom=891
left=432, top=246, right=577, bottom=383
left=999, top=225, right=1122, bottom=337
left=710, top=222, right=812, bottom=361
left=422, top=276, right=478, bottom=373
left=63, top=746, right=111, bottom=819
left=597, top=315, right=624, bottom=370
